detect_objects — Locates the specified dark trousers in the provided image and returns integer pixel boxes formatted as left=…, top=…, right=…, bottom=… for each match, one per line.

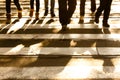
left=95, top=0, right=112, bottom=22
left=58, top=0, right=76, bottom=25
left=44, top=0, right=55, bottom=12
left=80, top=0, right=96, bottom=16
left=30, top=0, right=40, bottom=12
left=6, top=0, right=21, bottom=13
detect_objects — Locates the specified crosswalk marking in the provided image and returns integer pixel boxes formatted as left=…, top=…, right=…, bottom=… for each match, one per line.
left=0, top=47, right=120, bottom=56
left=0, top=0, right=120, bottom=79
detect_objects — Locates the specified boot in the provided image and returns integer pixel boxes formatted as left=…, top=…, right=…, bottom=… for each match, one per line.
left=44, top=10, right=48, bottom=16
left=103, top=21, right=110, bottom=27
left=29, top=9, right=34, bottom=17
left=94, top=17, right=99, bottom=24
left=79, top=16, right=84, bottom=23
left=51, top=11, right=55, bottom=17
left=6, top=13, right=11, bottom=24
left=35, top=12, right=39, bottom=20
left=18, top=9, right=22, bottom=19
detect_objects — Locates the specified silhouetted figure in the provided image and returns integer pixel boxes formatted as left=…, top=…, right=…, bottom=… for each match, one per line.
left=29, top=0, right=40, bottom=20
left=58, top=0, right=76, bottom=31
left=79, top=0, right=96, bottom=23
left=6, top=0, right=22, bottom=23
left=44, top=0, right=55, bottom=17
left=95, top=0, right=112, bottom=27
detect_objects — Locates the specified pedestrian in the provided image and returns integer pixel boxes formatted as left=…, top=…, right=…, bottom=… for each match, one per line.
left=95, top=0, right=112, bottom=27
left=29, top=0, right=40, bottom=20
left=79, top=0, right=96, bottom=23
left=44, top=0, right=55, bottom=17
left=58, top=0, right=76, bottom=30
left=6, top=0, right=22, bottom=22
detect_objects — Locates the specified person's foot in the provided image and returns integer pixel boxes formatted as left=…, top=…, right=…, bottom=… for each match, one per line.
left=61, top=25, right=68, bottom=31
left=67, top=19, right=71, bottom=24
left=94, top=17, right=99, bottom=23
left=103, top=22, right=110, bottom=27
left=44, top=10, right=48, bottom=16
left=6, top=13, right=11, bottom=24
left=79, top=16, right=84, bottom=23
left=91, top=11, right=95, bottom=16
left=78, top=19, right=84, bottom=23
left=18, top=9, right=22, bottom=19
left=35, top=12, right=39, bottom=20
left=51, top=12, right=55, bottom=17
left=29, top=9, right=34, bottom=17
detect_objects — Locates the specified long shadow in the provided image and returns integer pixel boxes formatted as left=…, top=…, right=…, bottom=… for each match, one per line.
left=95, top=28, right=115, bottom=77
left=0, top=38, right=72, bottom=79
left=36, top=17, right=46, bottom=24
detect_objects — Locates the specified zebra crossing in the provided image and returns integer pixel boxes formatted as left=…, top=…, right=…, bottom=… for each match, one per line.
left=0, top=0, right=120, bottom=79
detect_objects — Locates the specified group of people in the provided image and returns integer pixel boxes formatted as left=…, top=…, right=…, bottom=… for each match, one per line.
left=5, top=0, right=113, bottom=30
left=6, top=0, right=55, bottom=22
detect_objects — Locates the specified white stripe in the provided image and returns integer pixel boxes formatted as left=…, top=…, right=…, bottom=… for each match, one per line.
left=0, top=47, right=120, bottom=56
left=0, top=34, right=120, bottom=39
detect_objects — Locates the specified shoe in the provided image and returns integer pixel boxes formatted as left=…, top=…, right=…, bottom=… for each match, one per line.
left=67, top=19, right=71, bottom=24
left=29, top=9, right=34, bottom=17
left=91, top=12, right=95, bottom=16
left=78, top=19, right=84, bottom=24
left=51, top=11, right=55, bottom=17
left=103, top=22, right=110, bottom=27
left=6, top=13, right=11, bottom=24
left=35, top=12, right=39, bottom=20
left=79, top=16, right=84, bottom=23
left=94, top=17, right=99, bottom=23
left=61, top=25, right=67, bottom=31
left=44, top=10, right=48, bottom=16
left=18, top=9, right=22, bottom=19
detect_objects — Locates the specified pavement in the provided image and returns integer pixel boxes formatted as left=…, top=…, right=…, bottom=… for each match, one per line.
left=0, top=0, right=120, bottom=79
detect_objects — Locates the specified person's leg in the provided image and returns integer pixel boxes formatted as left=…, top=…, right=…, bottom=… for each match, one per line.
left=80, top=0, right=85, bottom=16
left=36, top=0, right=40, bottom=12
left=30, top=0, right=34, bottom=9
left=35, top=0, right=40, bottom=19
left=50, top=0, right=55, bottom=17
left=95, top=0, right=104, bottom=23
left=14, top=0, right=22, bottom=10
left=6, top=0, right=11, bottom=14
left=44, top=0, right=48, bottom=16
left=79, top=0, right=85, bottom=23
left=91, top=0, right=96, bottom=13
left=58, top=0, right=68, bottom=30
left=103, top=0, right=112, bottom=27
left=14, top=0, right=22, bottom=18
left=6, top=0, right=11, bottom=23
left=68, top=0, right=76, bottom=23
left=29, top=0, right=34, bottom=17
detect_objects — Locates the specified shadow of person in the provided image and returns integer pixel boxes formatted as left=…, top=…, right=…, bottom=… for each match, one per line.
left=45, top=19, right=54, bottom=24
left=102, top=27, right=111, bottom=34
left=36, top=17, right=46, bottom=24
left=103, top=58, right=115, bottom=73
left=94, top=28, right=115, bottom=74
left=23, top=50, right=71, bottom=78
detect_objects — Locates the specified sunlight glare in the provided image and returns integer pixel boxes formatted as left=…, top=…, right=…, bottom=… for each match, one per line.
left=28, top=40, right=49, bottom=55
left=70, top=40, right=77, bottom=47
left=5, top=44, right=24, bottom=54
left=7, top=18, right=27, bottom=34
